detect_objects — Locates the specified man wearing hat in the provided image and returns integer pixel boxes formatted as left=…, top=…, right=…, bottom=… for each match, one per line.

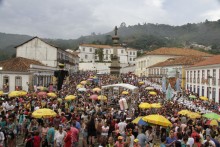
left=54, top=63, right=69, bottom=91
left=134, top=139, right=141, bottom=147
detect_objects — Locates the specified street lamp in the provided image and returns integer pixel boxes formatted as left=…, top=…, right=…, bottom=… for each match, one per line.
left=0, top=67, right=2, bottom=90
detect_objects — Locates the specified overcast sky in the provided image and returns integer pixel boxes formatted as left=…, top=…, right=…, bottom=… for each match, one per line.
left=0, top=0, right=220, bottom=39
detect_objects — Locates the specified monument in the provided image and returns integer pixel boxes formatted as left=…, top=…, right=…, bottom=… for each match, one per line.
left=109, top=26, right=121, bottom=76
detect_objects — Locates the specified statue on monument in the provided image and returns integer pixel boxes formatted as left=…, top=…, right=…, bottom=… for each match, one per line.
left=114, top=26, right=118, bottom=36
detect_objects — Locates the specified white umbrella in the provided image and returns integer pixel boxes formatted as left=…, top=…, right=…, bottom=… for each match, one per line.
left=78, top=88, right=86, bottom=92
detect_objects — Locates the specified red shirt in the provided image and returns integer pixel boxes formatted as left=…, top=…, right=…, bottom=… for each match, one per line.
left=71, top=127, right=79, bottom=143
left=64, top=131, right=72, bottom=147
left=33, top=136, right=41, bottom=147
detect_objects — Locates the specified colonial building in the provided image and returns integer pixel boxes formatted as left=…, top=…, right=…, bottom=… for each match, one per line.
left=78, top=44, right=137, bottom=65
left=185, top=55, right=220, bottom=102
left=16, top=37, right=79, bottom=74
left=135, top=47, right=212, bottom=77
left=0, top=57, right=56, bottom=92
left=147, top=56, right=205, bottom=89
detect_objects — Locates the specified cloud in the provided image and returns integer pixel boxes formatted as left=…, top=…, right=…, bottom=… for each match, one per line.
left=0, top=0, right=220, bottom=39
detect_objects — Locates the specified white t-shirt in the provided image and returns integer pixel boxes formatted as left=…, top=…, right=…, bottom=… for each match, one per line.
left=203, top=140, right=216, bottom=147
left=101, top=126, right=109, bottom=136
left=118, top=122, right=127, bottom=134
left=54, top=130, right=66, bottom=145
left=187, top=137, right=194, bottom=147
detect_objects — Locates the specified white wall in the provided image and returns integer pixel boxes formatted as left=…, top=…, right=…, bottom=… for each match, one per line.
left=135, top=55, right=179, bottom=77
left=79, top=62, right=129, bottom=74
left=16, top=38, right=58, bottom=67
left=186, top=65, right=220, bottom=103
left=121, top=65, right=135, bottom=74
left=0, top=73, right=29, bottom=92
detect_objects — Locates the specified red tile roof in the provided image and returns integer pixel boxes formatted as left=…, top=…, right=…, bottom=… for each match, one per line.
left=148, top=56, right=205, bottom=68
left=146, top=47, right=212, bottom=57
left=0, top=57, right=44, bottom=72
left=191, top=55, right=220, bottom=67
left=80, top=44, right=112, bottom=49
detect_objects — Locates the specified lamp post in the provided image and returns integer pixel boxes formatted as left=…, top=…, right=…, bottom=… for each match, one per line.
left=0, top=67, right=2, bottom=90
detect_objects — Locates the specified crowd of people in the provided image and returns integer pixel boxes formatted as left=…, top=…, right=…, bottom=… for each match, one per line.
left=0, top=71, right=220, bottom=147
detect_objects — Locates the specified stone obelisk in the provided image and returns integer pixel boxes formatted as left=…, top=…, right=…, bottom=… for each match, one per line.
left=109, top=26, right=121, bottom=76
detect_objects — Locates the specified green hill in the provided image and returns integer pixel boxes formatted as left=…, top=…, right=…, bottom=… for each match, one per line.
left=1, top=19, right=220, bottom=60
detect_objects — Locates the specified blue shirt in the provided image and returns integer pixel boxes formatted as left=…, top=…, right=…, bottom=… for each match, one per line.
left=166, top=137, right=176, bottom=147
left=47, top=127, right=55, bottom=143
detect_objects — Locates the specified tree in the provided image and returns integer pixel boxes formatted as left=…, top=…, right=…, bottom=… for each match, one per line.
left=95, top=48, right=104, bottom=62
left=120, top=22, right=126, bottom=28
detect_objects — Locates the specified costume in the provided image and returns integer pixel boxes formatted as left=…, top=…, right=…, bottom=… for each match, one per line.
left=54, top=64, right=69, bottom=91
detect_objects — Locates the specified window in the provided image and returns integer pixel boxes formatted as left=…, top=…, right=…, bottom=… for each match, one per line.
left=213, top=69, right=216, bottom=85
left=3, top=76, right=9, bottom=92
left=121, top=50, right=124, bottom=54
left=133, top=52, right=135, bottom=55
left=106, top=50, right=108, bottom=54
left=85, top=55, right=88, bottom=59
left=15, top=76, right=22, bottom=88
left=90, top=48, right=92, bottom=52
left=133, top=58, right=135, bottom=61
left=130, top=58, right=132, bottom=61
left=130, top=52, right=132, bottom=55
left=82, top=48, right=85, bottom=51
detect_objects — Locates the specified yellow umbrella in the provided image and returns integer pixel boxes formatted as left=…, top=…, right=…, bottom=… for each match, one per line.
left=93, top=88, right=101, bottom=92
left=151, top=103, right=162, bottom=108
left=149, top=91, right=157, bottom=95
left=8, top=91, right=20, bottom=98
left=142, top=114, right=172, bottom=127
left=47, top=92, right=57, bottom=98
left=122, top=91, right=129, bottom=95
left=32, top=108, right=57, bottom=118
left=80, top=81, right=87, bottom=85
left=19, top=90, right=27, bottom=96
left=187, top=112, right=201, bottom=119
left=145, top=87, right=154, bottom=90
left=178, top=110, right=191, bottom=115
left=210, top=120, right=218, bottom=126
left=76, top=84, right=83, bottom=89
left=98, top=95, right=107, bottom=101
left=0, top=91, right=3, bottom=96
left=132, top=116, right=143, bottom=124
left=139, top=81, right=145, bottom=85
left=65, top=95, right=76, bottom=100
left=139, top=103, right=151, bottom=109
left=200, top=96, right=208, bottom=101
left=57, top=98, right=63, bottom=103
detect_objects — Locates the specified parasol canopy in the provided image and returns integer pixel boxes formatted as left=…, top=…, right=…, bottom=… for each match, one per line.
left=149, top=91, right=157, bottom=95
left=145, top=87, right=154, bottom=90
left=142, top=114, right=172, bottom=127
left=32, top=108, right=57, bottom=118
left=122, top=91, right=129, bottom=95
left=189, top=95, right=197, bottom=99
left=150, top=103, right=162, bottom=108
left=47, top=92, right=57, bottom=98
left=65, top=95, right=76, bottom=100
left=178, top=110, right=191, bottom=115
left=187, top=112, right=201, bottom=119
left=200, top=96, right=208, bottom=101
left=93, top=88, right=101, bottom=93
left=139, top=103, right=151, bottom=109
left=203, top=112, right=220, bottom=120
left=98, top=95, right=107, bottom=101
